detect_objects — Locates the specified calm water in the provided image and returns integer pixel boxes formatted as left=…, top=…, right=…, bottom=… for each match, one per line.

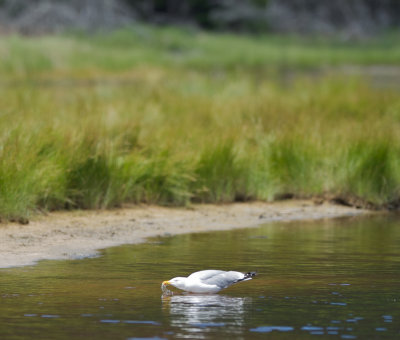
left=1, top=215, right=400, bottom=339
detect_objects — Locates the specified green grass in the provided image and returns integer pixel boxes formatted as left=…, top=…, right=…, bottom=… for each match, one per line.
left=1, top=26, right=400, bottom=220
left=2, top=25, right=400, bottom=77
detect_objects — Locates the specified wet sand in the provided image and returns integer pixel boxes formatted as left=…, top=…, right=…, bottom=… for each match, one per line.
left=0, top=200, right=368, bottom=268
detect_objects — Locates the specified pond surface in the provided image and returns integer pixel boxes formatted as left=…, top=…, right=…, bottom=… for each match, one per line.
left=1, top=214, right=400, bottom=339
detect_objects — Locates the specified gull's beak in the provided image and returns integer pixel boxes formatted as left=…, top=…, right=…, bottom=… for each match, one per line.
left=161, top=280, right=172, bottom=294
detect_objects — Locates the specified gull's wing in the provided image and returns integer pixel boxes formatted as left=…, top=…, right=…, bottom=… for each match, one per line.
left=187, top=270, right=226, bottom=281
left=189, top=270, right=245, bottom=289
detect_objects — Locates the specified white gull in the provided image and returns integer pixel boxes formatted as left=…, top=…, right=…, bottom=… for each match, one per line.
left=162, top=270, right=256, bottom=294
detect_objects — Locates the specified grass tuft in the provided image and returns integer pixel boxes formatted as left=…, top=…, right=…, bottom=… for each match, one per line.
left=194, top=142, right=246, bottom=202
left=340, top=141, right=398, bottom=204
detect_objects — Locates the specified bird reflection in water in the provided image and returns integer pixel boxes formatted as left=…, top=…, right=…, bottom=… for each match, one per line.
left=162, top=294, right=251, bottom=336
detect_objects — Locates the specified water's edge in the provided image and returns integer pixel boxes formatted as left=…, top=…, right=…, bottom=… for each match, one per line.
left=0, top=200, right=370, bottom=269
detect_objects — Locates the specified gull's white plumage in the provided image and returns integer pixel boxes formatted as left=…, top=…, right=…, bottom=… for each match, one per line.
left=162, top=270, right=256, bottom=294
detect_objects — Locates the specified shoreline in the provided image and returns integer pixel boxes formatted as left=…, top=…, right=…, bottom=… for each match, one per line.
left=0, top=200, right=370, bottom=269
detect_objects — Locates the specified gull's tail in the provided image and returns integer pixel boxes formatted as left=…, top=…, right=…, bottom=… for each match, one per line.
left=244, top=271, right=257, bottom=280
left=237, top=271, right=257, bottom=283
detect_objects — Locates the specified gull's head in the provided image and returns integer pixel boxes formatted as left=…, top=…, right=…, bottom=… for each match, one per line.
left=162, top=277, right=187, bottom=290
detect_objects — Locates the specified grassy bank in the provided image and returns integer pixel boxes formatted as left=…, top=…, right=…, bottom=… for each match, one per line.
left=1, top=26, right=400, bottom=220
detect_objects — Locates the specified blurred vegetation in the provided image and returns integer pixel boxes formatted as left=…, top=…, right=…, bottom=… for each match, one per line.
left=1, top=26, right=400, bottom=220
left=2, top=26, right=400, bottom=77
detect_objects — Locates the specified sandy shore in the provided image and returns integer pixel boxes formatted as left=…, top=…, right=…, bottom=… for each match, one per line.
left=0, top=200, right=368, bottom=268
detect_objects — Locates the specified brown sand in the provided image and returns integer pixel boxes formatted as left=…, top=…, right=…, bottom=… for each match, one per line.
left=0, top=200, right=368, bottom=268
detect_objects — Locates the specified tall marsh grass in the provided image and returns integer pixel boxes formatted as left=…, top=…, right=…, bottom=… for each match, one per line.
left=1, top=27, right=400, bottom=219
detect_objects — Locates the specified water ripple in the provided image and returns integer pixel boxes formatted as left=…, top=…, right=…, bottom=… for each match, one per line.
left=250, top=326, right=294, bottom=333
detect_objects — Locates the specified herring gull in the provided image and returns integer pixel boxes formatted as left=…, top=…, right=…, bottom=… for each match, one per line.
left=162, top=270, right=256, bottom=294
